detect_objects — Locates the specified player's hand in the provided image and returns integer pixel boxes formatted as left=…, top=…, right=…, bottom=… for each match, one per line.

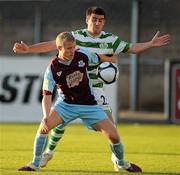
left=110, top=54, right=118, bottom=63
left=151, top=31, right=171, bottom=47
left=13, top=41, right=29, bottom=54
left=41, top=117, right=49, bottom=133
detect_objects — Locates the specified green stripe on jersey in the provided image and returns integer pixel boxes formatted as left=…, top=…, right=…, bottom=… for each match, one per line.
left=87, top=64, right=99, bottom=71
left=99, top=33, right=114, bottom=39
left=113, top=38, right=121, bottom=53
left=76, top=40, right=112, bottom=49
left=93, top=83, right=103, bottom=88
left=75, top=30, right=88, bottom=37
left=74, top=30, right=114, bottom=39
left=122, top=43, right=130, bottom=53
left=89, top=73, right=98, bottom=79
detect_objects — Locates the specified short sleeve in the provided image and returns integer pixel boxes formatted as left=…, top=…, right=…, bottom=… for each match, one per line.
left=42, top=66, right=56, bottom=93
left=80, top=48, right=100, bottom=65
left=113, top=36, right=131, bottom=54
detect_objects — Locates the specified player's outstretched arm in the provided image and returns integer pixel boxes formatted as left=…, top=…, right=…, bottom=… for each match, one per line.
left=128, top=31, right=171, bottom=54
left=13, top=40, right=57, bottom=54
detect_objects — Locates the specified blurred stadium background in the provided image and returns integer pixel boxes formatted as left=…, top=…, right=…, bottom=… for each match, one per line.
left=0, top=0, right=180, bottom=123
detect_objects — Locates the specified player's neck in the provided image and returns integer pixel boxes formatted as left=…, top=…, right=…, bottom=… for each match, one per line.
left=86, top=29, right=101, bottom=38
left=57, top=53, right=72, bottom=62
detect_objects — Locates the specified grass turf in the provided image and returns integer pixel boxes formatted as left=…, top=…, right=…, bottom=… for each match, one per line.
left=0, top=123, right=180, bottom=175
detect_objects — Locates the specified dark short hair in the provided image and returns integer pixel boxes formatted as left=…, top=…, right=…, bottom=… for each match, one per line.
left=86, top=6, right=106, bottom=18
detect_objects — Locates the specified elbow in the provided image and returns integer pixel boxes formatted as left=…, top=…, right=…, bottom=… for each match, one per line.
left=128, top=47, right=138, bottom=54
left=129, top=48, right=142, bottom=54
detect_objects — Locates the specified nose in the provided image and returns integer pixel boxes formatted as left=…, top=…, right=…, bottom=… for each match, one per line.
left=94, top=20, right=101, bottom=26
left=71, top=48, right=75, bottom=54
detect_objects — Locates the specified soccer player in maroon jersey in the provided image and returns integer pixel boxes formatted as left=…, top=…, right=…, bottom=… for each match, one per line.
left=18, top=32, right=142, bottom=172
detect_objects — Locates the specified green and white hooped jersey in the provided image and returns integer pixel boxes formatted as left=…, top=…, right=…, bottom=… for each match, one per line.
left=72, top=29, right=130, bottom=88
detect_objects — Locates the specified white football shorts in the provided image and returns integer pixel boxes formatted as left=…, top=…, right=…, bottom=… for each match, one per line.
left=93, top=87, right=112, bottom=113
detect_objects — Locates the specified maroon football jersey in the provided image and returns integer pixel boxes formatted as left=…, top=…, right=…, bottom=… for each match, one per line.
left=49, top=50, right=98, bottom=105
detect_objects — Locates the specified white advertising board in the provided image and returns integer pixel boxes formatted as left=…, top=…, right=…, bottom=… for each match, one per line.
left=0, top=57, right=118, bottom=123
left=0, top=57, right=49, bottom=122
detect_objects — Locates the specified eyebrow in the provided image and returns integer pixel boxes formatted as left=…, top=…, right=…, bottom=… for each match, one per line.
left=92, top=17, right=105, bottom=20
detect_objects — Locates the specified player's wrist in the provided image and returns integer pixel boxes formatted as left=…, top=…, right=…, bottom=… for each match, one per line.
left=148, top=40, right=154, bottom=48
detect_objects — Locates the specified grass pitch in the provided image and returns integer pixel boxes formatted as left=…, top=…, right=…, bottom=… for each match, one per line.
left=0, top=123, right=180, bottom=175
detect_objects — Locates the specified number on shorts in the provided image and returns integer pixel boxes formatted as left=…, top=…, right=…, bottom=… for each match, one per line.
left=100, top=95, right=108, bottom=105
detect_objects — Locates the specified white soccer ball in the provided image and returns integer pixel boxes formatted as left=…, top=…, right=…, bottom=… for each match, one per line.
left=96, top=62, right=119, bottom=84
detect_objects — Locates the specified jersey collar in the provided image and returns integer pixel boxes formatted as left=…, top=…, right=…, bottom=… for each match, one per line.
left=85, top=29, right=104, bottom=38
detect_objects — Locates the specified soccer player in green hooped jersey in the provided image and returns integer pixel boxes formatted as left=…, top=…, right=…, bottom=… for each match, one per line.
left=13, top=6, right=171, bottom=172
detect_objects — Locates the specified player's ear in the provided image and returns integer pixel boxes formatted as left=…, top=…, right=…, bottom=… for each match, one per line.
left=86, top=16, right=90, bottom=24
left=103, top=19, right=106, bottom=25
left=57, top=46, right=62, bottom=51
left=102, top=18, right=105, bottom=27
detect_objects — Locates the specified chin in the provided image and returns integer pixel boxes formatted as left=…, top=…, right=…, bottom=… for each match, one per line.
left=68, top=56, right=74, bottom=60
left=94, top=29, right=101, bottom=35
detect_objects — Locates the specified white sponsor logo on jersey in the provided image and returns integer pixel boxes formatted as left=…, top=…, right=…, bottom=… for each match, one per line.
left=66, top=71, right=84, bottom=88
left=78, top=60, right=85, bottom=67
left=57, top=71, right=62, bottom=77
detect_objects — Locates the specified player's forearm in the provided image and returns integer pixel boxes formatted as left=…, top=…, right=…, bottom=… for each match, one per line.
left=99, top=54, right=118, bottom=63
left=42, top=95, right=52, bottom=117
left=28, top=40, right=57, bottom=53
left=129, top=41, right=153, bottom=54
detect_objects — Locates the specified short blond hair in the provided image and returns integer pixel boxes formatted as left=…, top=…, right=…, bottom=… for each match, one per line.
left=56, top=32, right=75, bottom=47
